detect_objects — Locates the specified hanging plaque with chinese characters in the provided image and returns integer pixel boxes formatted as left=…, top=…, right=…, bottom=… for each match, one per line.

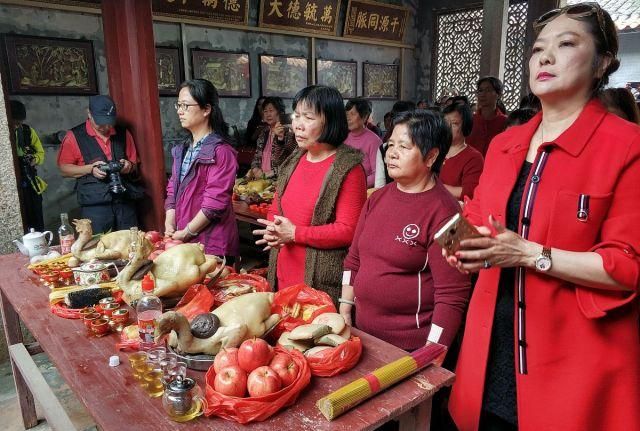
left=152, top=0, right=249, bottom=25
left=344, top=0, right=408, bottom=43
left=259, top=0, right=341, bottom=35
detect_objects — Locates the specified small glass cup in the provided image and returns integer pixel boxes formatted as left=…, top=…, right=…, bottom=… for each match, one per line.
left=128, top=351, right=148, bottom=368
left=147, top=347, right=167, bottom=365
left=134, top=360, right=155, bottom=383
left=143, top=369, right=165, bottom=398
left=165, top=361, right=187, bottom=384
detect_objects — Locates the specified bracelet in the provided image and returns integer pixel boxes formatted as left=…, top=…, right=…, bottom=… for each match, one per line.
left=186, top=223, right=198, bottom=237
left=338, top=298, right=355, bottom=306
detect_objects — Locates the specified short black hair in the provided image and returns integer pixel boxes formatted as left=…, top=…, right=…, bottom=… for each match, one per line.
left=392, top=110, right=451, bottom=174
left=10, top=100, right=26, bottom=121
left=262, top=96, right=286, bottom=115
left=505, top=108, right=537, bottom=128
left=477, top=76, right=504, bottom=96
left=442, top=102, right=474, bottom=137
left=449, top=95, right=470, bottom=106
left=292, top=85, right=348, bottom=147
left=392, top=100, right=416, bottom=114
left=345, top=98, right=372, bottom=120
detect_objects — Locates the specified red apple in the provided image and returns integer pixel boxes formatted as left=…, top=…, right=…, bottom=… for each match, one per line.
left=247, top=366, right=282, bottom=397
left=144, top=230, right=162, bottom=244
left=213, top=365, right=247, bottom=398
left=269, top=353, right=299, bottom=387
left=238, top=338, right=273, bottom=373
left=214, top=347, right=239, bottom=374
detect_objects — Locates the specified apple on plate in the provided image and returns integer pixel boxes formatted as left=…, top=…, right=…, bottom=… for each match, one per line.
left=238, top=338, right=273, bottom=373
left=247, top=366, right=282, bottom=397
left=214, top=347, right=239, bottom=374
left=214, top=365, right=247, bottom=398
left=269, top=353, right=299, bottom=387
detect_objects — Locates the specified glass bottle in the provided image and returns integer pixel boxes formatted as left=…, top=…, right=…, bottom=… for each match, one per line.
left=58, top=213, right=74, bottom=254
left=137, top=274, right=162, bottom=350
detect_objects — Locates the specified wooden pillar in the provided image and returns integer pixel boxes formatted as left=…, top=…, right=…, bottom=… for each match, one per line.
left=479, top=0, right=509, bottom=79
left=520, top=0, right=560, bottom=95
left=101, top=0, right=165, bottom=231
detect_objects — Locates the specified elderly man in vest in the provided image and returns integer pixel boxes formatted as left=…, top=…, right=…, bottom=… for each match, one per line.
left=57, top=95, right=140, bottom=233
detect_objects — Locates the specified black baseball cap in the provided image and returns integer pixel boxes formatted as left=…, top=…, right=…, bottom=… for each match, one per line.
left=89, top=95, right=117, bottom=125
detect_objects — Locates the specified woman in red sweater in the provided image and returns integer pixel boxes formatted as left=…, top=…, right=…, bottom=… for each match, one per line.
left=340, top=110, right=471, bottom=351
left=440, top=102, right=484, bottom=202
left=254, top=85, right=367, bottom=304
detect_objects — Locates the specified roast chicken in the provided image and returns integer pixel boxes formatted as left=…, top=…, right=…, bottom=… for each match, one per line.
left=68, top=219, right=153, bottom=267
left=156, top=292, right=280, bottom=356
left=117, top=231, right=222, bottom=304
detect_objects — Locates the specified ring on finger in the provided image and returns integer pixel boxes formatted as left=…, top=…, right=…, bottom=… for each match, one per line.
left=483, top=260, right=492, bottom=269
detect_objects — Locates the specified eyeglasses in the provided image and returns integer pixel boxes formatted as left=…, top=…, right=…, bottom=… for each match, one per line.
left=475, top=88, right=496, bottom=95
left=533, top=3, right=609, bottom=51
left=174, top=102, right=199, bottom=112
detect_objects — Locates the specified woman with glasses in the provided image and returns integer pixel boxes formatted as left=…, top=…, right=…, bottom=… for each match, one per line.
left=165, top=79, right=239, bottom=261
left=445, top=3, right=640, bottom=430
left=467, top=76, right=507, bottom=157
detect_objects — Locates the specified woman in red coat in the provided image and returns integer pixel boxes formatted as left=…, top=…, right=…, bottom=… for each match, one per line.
left=445, top=4, right=640, bottom=431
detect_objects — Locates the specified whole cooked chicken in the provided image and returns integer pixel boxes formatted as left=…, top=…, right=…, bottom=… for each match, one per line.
left=156, top=292, right=281, bottom=356
left=117, top=231, right=221, bottom=304
left=68, top=219, right=153, bottom=267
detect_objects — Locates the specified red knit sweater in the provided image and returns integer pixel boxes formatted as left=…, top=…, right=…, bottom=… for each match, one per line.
left=343, top=180, right=471, bottom=350
left=439, top=145, right=484, bottom=200
left=270, top=154, right=366, bottom=289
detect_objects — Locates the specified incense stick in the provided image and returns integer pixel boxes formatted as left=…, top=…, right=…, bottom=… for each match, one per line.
left=317, top=343, right=445, bottom=420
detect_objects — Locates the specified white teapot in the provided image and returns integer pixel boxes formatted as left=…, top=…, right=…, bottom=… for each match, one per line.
left=14, top=228, right=53, bottom=257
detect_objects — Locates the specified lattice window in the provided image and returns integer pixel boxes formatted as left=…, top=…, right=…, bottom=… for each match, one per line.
left=504, top=1, right=528, bottom=111
left=433, top=8, right=484, bottom=106
left=433, top=2, right=528, bottom=112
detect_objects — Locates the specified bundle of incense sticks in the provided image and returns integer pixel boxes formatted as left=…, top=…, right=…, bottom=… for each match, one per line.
left=316, top=342, right=446, bottom=421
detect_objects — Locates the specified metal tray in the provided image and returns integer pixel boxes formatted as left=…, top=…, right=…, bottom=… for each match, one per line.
left=168, top=345, right=214, bottom=371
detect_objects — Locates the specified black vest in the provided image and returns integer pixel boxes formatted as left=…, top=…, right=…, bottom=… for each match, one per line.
left=71, top=123, right=128, bottom=206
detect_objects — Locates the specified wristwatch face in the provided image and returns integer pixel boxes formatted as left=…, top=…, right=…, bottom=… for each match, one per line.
left=535, top=255, right=552, bottom=271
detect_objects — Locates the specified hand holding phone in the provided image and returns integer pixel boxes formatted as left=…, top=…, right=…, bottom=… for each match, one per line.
left=434, top=213, right=481, bottom=254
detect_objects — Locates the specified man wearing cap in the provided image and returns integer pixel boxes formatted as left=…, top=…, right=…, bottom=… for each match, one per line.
left=57, top=95, right=139, bottom=233
left=10, top=100, right=47, bottom=232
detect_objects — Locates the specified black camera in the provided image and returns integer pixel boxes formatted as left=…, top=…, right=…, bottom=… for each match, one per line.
left=98, top=161, right=126, bottom=194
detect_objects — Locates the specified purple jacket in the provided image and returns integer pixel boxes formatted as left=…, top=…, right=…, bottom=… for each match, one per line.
left=165, top=134, right=239, bottom=256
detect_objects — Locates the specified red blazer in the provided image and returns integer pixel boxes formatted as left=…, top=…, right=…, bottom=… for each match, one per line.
left=449, top=100, right=640, bottom=431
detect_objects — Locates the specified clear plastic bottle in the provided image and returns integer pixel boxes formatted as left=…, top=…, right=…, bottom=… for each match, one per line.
left=58, top=213, right=75, bottom=254
left=137, top=274, right=162, bottom=350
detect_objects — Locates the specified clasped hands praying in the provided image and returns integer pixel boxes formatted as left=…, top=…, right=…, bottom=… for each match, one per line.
left=253, top=215, right=296, bottom=251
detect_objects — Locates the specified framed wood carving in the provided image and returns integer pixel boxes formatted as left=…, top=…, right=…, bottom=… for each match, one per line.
left=363, top=62, right=398, bottom=99
left=316, top=59, right=357, bottom=99
left=191, top=49, right=251, bottom=98
left=260, top=54, right=308, bottom=98
left=156, top=46, right=183, bottom=96
left=2, top=34, right=98, bottom=95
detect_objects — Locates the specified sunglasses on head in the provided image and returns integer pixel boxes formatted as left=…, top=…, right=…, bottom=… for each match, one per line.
left=534, top=2, right=609, bottom=49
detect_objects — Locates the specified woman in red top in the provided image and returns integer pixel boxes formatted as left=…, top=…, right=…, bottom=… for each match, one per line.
left=440, top=102, right=484, bottom=201
left=467, top=76, right=507, bottom=156
left=340, top=110, right=471, bottom=351
left=445, top=4, right=640, bottom=431
left=254, top=85, right=366, bottom=304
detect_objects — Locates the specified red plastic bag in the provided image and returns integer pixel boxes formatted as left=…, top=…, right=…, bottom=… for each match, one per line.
left=270, top=284, right=337, bottom=339
left=204, top=347, right=311, bottom=423
left=174, top=284, right=214, bottom=321
left=211, top=273, right=271, bottom=307
left=305, top=336, right=363, bottom=377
